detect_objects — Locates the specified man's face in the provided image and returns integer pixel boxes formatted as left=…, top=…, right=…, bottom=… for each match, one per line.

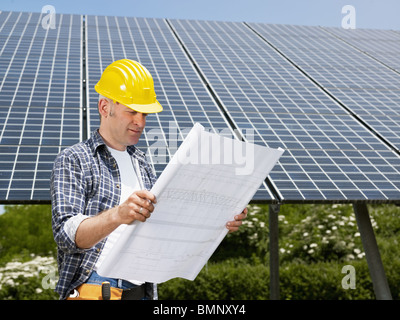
left=99, top=99, right=147, bottom=150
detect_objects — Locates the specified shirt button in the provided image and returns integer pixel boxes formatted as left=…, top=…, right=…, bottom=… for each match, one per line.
left=116, top=184, right=120, bottom=188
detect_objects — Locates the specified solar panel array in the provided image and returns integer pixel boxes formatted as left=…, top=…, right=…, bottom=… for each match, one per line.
left=0, top=11, right=82, bottom=201
left=1, top=10, right=400, bottom=204
left=170, top=19, right=400, bottom=202
left=249, top=23, right=400, bottom=152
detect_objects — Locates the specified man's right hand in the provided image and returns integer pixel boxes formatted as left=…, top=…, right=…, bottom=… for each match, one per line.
left=116, top=190, right=157, bottom=224
left=75, top=190, right=157, bottom=249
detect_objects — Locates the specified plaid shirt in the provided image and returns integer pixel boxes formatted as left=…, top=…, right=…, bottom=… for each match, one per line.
left=50, top=130, right=157, bottom=300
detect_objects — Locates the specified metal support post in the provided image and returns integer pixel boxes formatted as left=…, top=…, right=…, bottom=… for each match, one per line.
left=353, top=203, right=392, bottom=300
left=269, top=204, right=280, bottom=300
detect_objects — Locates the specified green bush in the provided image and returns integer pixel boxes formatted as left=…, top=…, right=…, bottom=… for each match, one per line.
left=158, top=258, right=268, bottom=300
left=158, top=258, right=380, bottom=300
left=1, top=203, right=399, bottom=300
left=278, top=204, right=368, bottom=263
left=0, top=255, right=58, bottom=300
left=279, top=260, right=374, bottom=300
left=0, top=204, right=56, bottom=264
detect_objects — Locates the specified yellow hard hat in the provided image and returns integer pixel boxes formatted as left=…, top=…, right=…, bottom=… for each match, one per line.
left=95, top=59, right=163, bottom=113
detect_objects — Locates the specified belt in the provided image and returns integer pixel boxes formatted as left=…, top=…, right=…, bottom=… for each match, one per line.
left=121, top=285, right=146, bottom=300
left=68, top=283, right=146, bottom=300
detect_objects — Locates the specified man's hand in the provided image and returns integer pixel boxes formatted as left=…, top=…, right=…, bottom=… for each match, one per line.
left=117, top=190, right=157, bottom=224
left=75, top=190, right=157, bottom=249
left=226, top=207, right=248, bottom=233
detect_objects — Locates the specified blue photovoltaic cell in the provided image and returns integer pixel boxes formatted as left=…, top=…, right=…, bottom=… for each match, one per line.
left=0, top=11, right=82, bottom=201
left=170, top=19, right=400, bottom=202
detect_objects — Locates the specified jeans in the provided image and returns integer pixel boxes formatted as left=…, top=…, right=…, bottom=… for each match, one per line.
left=86, top=271, right=138, bottom=290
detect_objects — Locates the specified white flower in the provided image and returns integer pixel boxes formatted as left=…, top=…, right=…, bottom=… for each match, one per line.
left=5, top=279, right=14, bottom=286
left=245, top=221, right=253, bottom=227
left=338, top=240, right=346, bottom=247
left=249, top=233, right=258, bottom=240
left=354, top=232, right=360, bottom=237
left=303, top=232, right=309, bottom=237
left=310, top=243, right=318, bottom=248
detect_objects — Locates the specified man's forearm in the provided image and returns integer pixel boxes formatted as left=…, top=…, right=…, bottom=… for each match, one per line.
left=74, top=190, right=156, bottom=249
left=75, top=206, right=121, bottom=249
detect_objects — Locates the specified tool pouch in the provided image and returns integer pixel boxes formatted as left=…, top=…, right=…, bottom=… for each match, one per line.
left=67, top=283, right=123, bottom=300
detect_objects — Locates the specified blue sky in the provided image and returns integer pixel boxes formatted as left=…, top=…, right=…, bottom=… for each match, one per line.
left=1, top=0, right=400, bottom=30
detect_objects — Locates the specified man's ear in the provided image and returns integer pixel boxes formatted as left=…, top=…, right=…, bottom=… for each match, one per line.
left=98, top=98, right=110, bottom=119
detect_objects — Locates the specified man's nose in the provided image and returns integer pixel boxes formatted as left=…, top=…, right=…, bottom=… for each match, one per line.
left=134, top=113, right=146, bottom=127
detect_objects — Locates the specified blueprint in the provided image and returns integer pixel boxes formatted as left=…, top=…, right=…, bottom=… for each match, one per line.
left=97, top=123, right=284, bottom=283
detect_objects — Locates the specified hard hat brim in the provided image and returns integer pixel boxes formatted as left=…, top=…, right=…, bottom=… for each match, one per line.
left=125, top=100, right=163, bottom=114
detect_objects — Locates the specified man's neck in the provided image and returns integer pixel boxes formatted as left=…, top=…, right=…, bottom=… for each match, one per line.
left=98, top=128, right=127, bottom=151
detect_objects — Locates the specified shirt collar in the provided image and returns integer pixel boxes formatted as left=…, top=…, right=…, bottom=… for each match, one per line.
left=88, top=129, right=146, bottom=161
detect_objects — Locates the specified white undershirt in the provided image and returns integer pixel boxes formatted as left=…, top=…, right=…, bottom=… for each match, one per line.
left=94, top=145, right=144, bottom=285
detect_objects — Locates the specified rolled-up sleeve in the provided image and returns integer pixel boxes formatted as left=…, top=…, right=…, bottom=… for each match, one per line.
left=51, top=150, right=91, bottom=254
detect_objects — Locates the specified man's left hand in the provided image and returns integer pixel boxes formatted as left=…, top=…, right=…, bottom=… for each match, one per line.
left=226, top=207, right=248, bottom=233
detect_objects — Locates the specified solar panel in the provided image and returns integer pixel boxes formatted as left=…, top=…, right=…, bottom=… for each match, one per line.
left=322, top=27, right=400, bottom=73
left=0, top=11, right=82, bottom=201
left=249, top=22, right=400, bottom=154
left=169, top=19, right=400, bottom=202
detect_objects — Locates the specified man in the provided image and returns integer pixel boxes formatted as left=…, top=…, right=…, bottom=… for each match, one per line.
left=51, top=59, right=248, bottom=300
